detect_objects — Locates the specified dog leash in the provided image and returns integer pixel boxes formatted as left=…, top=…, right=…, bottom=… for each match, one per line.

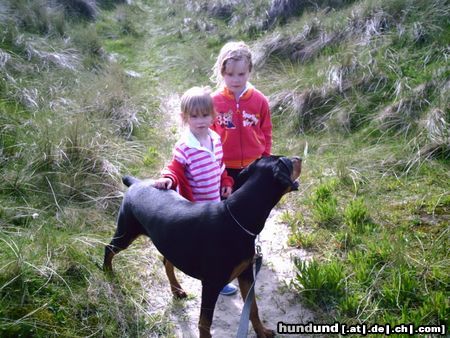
left=236, top=243, right=263, bottom=338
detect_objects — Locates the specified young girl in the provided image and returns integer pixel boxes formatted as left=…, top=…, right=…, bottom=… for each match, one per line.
left=152, top=86, right=237, bottom=296
left=210, top=41, right=272, bottom=182
left=153, top=86, right=233, bottom=202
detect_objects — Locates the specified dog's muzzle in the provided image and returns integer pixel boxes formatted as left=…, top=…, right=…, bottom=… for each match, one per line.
left=279, top=157, right=301, bottom=191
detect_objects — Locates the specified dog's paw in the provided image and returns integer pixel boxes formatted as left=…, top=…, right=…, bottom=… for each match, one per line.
left=103, top=264, right=113, bottom=274
left=256, top=328, right=275, bottom=338
left=172, top=288, right=188, bottom=299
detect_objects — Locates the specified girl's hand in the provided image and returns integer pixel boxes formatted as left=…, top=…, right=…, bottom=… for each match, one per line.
left=152, top=178, right=173, bottom=190
left=221, top=186, right=232, bottom=199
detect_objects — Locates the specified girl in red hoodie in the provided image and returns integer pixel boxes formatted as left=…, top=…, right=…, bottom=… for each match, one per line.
left=210, top=41, right=273, bottom=295
left=211, top=41, right=273, bottom=182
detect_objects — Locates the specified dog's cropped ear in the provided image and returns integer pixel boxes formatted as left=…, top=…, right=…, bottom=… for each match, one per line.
left=234, top=158, right=260, bottom=190
left=273, top=157, right=298, bottom=191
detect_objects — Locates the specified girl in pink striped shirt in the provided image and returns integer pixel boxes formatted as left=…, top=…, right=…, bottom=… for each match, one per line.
left=152, top=86, right=234, bottom=201
left=152, top=86, right=238, bottom=295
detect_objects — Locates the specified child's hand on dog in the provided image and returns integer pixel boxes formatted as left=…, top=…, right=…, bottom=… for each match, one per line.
left=221, top=186, right=232, bottom=199
left=152, top=178, right=173, bottom=190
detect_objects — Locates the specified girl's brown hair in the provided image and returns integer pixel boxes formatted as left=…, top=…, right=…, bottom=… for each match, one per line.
left=180, top=86, right=215, bottom=124
left=211, top=41, right=253, bottom=87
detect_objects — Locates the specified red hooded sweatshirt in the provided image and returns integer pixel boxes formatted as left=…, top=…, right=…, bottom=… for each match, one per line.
left=211, top=84, right=272, bottom=169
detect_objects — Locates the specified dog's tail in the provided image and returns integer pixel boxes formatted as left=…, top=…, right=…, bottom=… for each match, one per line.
left=122, top=175, right=140, bottom=187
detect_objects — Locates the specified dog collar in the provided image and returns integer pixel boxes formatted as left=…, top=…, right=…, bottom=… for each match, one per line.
left=225, top=202, right=257, bottom=237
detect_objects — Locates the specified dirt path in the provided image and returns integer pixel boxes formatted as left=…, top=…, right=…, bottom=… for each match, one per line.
left=126, top=3, right=317, bottom=336
left=163, top=208, right=315, bottom=338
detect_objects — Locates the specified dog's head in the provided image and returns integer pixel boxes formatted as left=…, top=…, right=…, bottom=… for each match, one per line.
left=235, top=155, right=302, bottom=192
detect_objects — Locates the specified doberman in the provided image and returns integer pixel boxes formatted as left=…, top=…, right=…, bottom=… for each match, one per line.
left=103, top=155, right=302, bottom=337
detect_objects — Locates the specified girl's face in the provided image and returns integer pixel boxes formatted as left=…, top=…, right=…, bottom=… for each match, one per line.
left=222, top=59, right=250, bottom=98
left=186, top=110, right=213, bottom=138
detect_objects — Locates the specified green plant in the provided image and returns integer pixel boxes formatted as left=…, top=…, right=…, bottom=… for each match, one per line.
left=347, top=249, right=374, bottom=285
left=365, top=234, right=394, bottom=265
left=288, top=230, right=316, bottom=249
left=310, top=180, right=339, bottom=226
left=338, top=291, right=363, bottom=318
left=380, top=265, right=420, bottom=309
left=294, top=258, right=346, bottom=307
left=343, top=197, right=373, bottom=234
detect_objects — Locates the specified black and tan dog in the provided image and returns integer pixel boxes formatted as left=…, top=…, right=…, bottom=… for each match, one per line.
left=103, top=155, right=302, bottom=337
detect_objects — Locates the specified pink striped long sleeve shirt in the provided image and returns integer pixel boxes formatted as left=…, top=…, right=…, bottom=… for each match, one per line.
left=169, top=129, right=226, bottom=203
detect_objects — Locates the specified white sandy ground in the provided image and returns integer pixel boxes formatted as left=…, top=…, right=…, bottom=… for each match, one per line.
left=137, top=208, right=316, bottom=338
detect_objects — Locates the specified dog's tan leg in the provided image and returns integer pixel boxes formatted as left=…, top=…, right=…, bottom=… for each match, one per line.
left=237, top=267, right=275, bottom=338
left=163, top=258, right=187, bottom=299
left=198, top=315, right=212, bottom=338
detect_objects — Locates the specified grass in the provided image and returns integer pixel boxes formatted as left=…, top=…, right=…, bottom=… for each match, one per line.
left=1, top=0, right=449, bottom=336
left=0, top=0, right=175, bottom=335
left=268, top=2, right=449, bottom=329
left=283, top=132, right=449, bottom=327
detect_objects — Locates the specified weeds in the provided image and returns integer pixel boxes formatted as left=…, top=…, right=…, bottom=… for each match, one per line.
left=344, top=197, right=372, bottom=234
left=287, top=127, right=447, bottom=328
left=0, top=1, right=171, bottom=335
left=290, top=162, right=448, bottom=326
left=282, top=210, right=318, bottom=249
left=294, top=258, right=346, bottom=308
left=310, top=180, right=339, bottom=226
left=12, top=0, right=66, bottom=37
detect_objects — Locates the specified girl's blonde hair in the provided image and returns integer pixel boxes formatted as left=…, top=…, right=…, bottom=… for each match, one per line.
left=211, top=41, right=253, bottom=87
left=180, top=86, right=215, bottom=124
